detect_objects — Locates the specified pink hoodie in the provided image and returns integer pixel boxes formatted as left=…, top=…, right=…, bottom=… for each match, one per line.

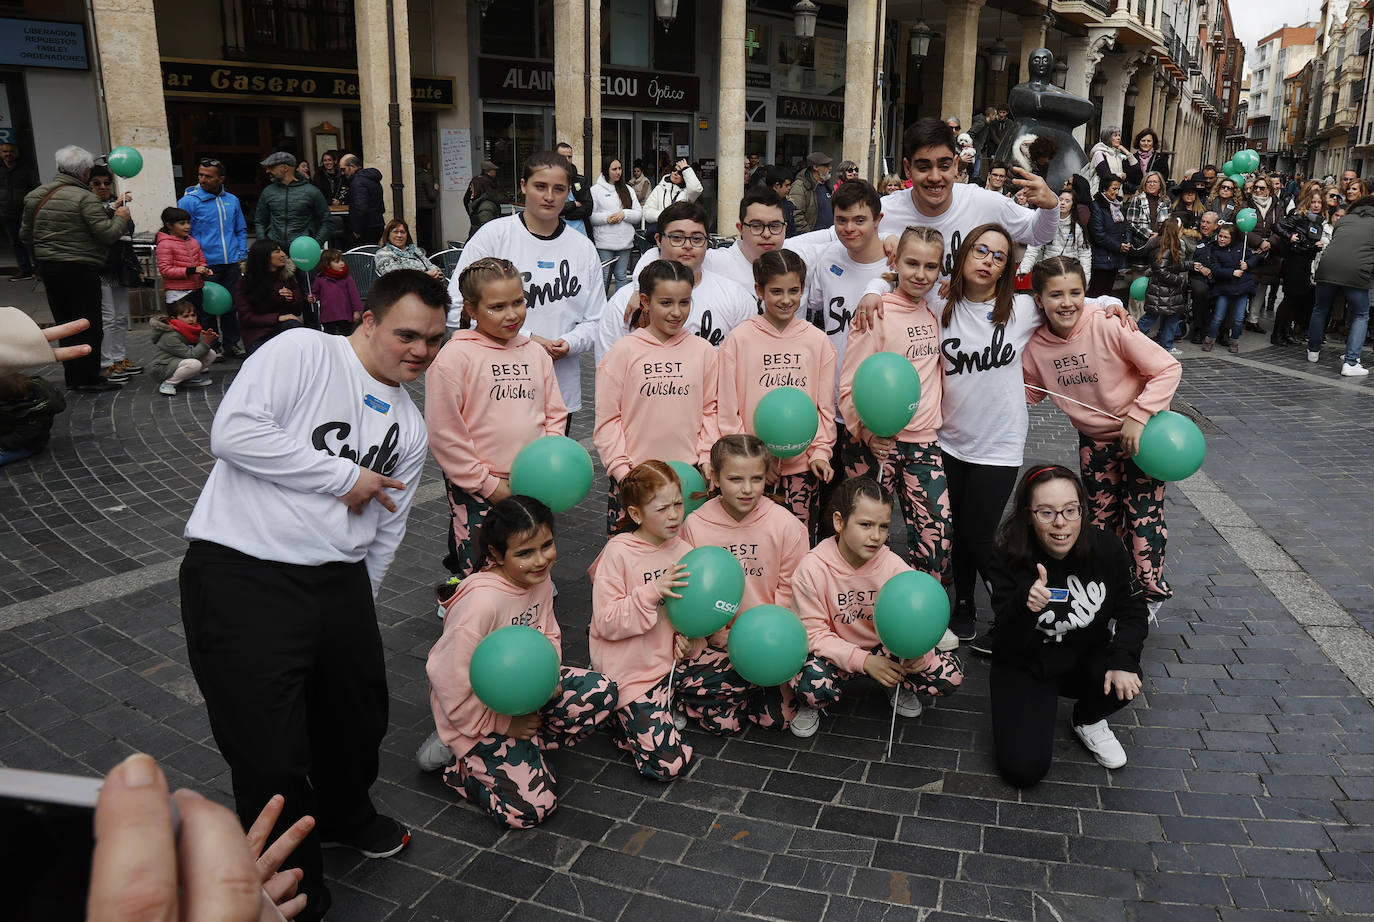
left=426, top=330, right=569, bottom=498
left=778, top=537, right=912, bottom=674
left=839, top=290, right=943, bottom=445
left=594, top=329, right=720, bottom=482
left=588, top=532, right=706, bottom=702
left=679, top=495, right=807, bottom=644
left=1022, top=306, right=1182, bottom=440
left=717, top=315, right=837, bottom=476
left=426, top=570, right=560, bottom=757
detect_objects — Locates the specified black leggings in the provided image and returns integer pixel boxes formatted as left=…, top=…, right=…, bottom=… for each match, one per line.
left=943, top=453, right=1019, bottom=606
left=990, top=654, right=1131, bottom=787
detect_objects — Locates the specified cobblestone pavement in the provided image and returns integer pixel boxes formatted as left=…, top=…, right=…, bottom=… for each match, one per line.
left=3, top=326, right=1374, bottom=922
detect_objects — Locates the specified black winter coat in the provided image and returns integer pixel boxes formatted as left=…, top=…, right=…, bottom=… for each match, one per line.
left=1209, top=241, right=1256, bottom=297
left=1089, top=195, right=1129, bottom=271
left=1142, top=240, right=1190, bottom=317
left=347, top=168, right=385, bottom=237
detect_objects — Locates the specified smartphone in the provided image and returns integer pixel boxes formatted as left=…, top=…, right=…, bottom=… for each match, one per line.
left=0, top=767, right=103, bottom=921
left=1047, top=587, right=1070, bottom=604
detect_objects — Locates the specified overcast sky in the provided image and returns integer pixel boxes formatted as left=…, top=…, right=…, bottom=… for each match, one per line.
left=1232, top=0, right=1328, bottom=70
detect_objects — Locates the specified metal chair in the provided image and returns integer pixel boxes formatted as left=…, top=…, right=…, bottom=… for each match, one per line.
left=343, top=249, right=380, bottom=304
left=431, top=247, right=465, bottom=280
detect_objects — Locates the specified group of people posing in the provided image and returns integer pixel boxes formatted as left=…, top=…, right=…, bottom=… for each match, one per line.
left=176, top=120, right=1183, bottom=921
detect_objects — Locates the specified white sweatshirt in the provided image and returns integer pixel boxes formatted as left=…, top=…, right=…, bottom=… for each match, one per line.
left=184, top=329, right=427, bottom=596
left=590, top=177, right=643, bottom=251
left=593, top=268, right=757, bottom=363
left=449, top=215, right=606, bottom=412
left=802, top=240, right=890, bottom=417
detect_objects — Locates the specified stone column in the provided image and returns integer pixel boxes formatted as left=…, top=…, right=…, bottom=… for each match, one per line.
left=941, top=0, right=987, bottom=128
left=844, top=0, right=879, bottom=176
left=1018, top=14, right=1050, bottom=79
left=554, top=0, right=601, bottom=175
left=355, top=0, right=415, bottom=222
left=1099, top=56, right=1131, bottom=138
left=433, top=0, right=472, bottom=244
left=1062, top=35, right=1093, bottom=149
left=90, top=0, right=174, bottom=233
left=718, top=0, right=746, bottom=235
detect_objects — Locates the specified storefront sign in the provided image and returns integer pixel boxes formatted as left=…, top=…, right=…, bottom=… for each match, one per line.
left=160, top=58, right=456, bottom=109
left=746, top=71, right=772, bottom=90
left=0, top=18, right=88, bottom=70
left=478, top=58, right=699, bottom=111
left=777, top=95, right=843, bottom=122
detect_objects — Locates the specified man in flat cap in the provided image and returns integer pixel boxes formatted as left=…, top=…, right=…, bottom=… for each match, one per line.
left=255, top=151, right=330, bottom=248
left=789, top=151, right=834, bottom=233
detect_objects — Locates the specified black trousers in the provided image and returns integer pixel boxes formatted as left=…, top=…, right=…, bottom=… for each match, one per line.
left=179, top=541, right=388, bottom=911
left=1086, top=268, right=1118, bottom=299
left=1189, top=276, right=1212, bottom=339
left=38, top=261, right=102, bottom=386
left=200, top=263, right=243, bottom=349
left=990, top=653, right=1131, bottom=788
left=942, top=452, right=1019, bottom=609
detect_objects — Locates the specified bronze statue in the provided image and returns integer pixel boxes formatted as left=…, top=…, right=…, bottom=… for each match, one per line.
left=993, top=48, right=1093, bottom=192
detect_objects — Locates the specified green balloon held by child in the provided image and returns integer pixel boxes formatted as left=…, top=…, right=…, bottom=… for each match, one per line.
left=202, top=281, right=233, bottom=316
left=852, top=352, right=921, bottom=438
left=468, top=625, right=561, bottom=716
left=1129, top=276, right=1149, bottom=302
left=509, top=436, right=595, bottom=513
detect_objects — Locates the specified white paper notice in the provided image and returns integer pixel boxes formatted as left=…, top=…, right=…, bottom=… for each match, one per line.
left=441, top=128, right=472, bottom=193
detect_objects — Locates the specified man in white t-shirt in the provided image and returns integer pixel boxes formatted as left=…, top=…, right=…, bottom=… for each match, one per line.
left=179, top=269, right=450, bottom=922
left=594, top=200, right=755, bottom=362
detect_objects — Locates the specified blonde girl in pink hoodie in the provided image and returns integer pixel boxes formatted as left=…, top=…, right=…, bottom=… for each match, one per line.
left=426, top=258, right=568, bottom=577
left=677, top=434, right=808, bottom=734
left=588, top=461, right=709, bottom=780
left=839, top=226, right=952, bottom=584
left=717, top=249, right=837, bottom=537
left=782, top=477, right=963, bottom=738
left=594, top=260, right=720, bottom=532
left=422, top=496, right=617, bottom=828
left=1022, top=255, right=1182, bottom=616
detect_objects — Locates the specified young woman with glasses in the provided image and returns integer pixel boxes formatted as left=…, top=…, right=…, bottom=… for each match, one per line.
left=1206, top=176, right=1239, bottom=222
left=986, top=464, right=1149, bottom=787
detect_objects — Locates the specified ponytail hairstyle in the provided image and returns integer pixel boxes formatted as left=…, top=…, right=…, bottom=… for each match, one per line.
left=457, top=256, right=523, bottom=329
left=825, top=476, right=893, bottom=535
left=1029, top=255, right=1087, bottom=296
left=474, top=495, right=555, bottom=567
left=994, top=463, right=1094, bottom=567
left=522, top=150, right=574, bottom=185
left=945, top=223, right=1017, bottom=327
left=602, top=156, right=631, bottom=209
left=629, top=259, right=694, bottom=329
left=882, top=225, right=944, bottom=285
left=752, top=248, right=807, bottom=289
left=614, top=460, right=682, bottom=533
left=1154, top=217, right=1183, bottom=264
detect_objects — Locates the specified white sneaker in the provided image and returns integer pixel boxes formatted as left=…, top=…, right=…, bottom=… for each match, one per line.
left=415, top=730, right=453, bottom=771
left=789, top=705, right=820, bottom=738
left=1073, top=719, right=1127, bottom=769
left=1307, top=350, right=1320, bottom=363
left=936, top=628, right=959, bottom=652
left=894, top=688, right=923, bottom=718
left=1168, top=347, right=1184, bottom=357
left=1341, top=362, right=1369, bottom=377
left=672, top=710, right=687, bottom=732
left=1146, top=599, right=1163, bottom=624
left=158, top=382, right=176, bottom=396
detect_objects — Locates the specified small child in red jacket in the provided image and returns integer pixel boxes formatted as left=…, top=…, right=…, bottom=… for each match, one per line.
left=155, top=207, right=212, bottom=313
left=311, top=248, right=363, bottom=335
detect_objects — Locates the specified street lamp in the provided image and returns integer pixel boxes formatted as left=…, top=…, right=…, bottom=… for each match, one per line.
left=1125, top=83, right=1139, bottom=107
left=475, top=0, right=492, bottom=14
left=987, top=37, right=1009, bottom=73
left=1052, top=58, right=1068, bottom=88
left=910, top=20, right=934, bottom=66
left=793, top=0, right=819, bottom=52
left=654, top=0, right=679, bottom=31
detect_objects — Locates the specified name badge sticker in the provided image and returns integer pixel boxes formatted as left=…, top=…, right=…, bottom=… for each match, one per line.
left=537, top=260, right=555, bottom=269
left=364, top=394, right=391, bottom=415
left=829, top=264, right=844, bottom=276
left=1047, top=587, right=1070, bottom=603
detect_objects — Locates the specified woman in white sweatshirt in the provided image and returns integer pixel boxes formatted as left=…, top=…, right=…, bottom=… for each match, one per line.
left=591, top=158, right=643, bottom=294
left=1018, top=190, right=1093, bottom=287
left=642, top=158, right=703, bottom=233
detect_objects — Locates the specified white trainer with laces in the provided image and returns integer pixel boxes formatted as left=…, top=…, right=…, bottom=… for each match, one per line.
left=415, top=730, right=454, bottom=771
left=1341, top=362, right=1369, bottom=377
left=936, top=628, right=959, bottom=652
left=1073, top=719, right=1127, bottom=769
left=1307, top=350, right=1320, bottom=363
left=790, top=705, right=820, bottom=738
left=894, top=687, right=923, bottom=718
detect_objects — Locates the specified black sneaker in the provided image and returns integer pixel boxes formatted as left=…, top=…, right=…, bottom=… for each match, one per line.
left=949, top=601, right=977, bottom=642
left=321, top=814, right=411, bottom=858
left=968, top=628, right=996, bottom=656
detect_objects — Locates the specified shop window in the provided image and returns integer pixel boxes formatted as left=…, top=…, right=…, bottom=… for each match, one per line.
left=605, top=0, right=650, bottom=68
left=220, top=0, right=355, bottom=64
left=652, top=0, right=697, bottom=73
left=483, top=109, right=546, bottom=201
left=481, top=0, right=554, bottom=61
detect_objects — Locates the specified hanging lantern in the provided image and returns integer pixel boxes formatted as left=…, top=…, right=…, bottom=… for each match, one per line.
left=1052, top=59, right=1068, bottom=88
left=793, top=0, right=819, bottom=52
left=910, top=20, right=934, bottom=65
left=654, top=0, right=679, bottom=31
left=987, top=37, right=1009, bottom=73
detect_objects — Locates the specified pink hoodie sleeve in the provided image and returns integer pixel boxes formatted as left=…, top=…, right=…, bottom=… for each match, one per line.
left=1021, top=344, right=1048, bottom=405
left=425, top=355, right=502, bottom=498
left=539, top=350, right=570, bottom=436
left=593, top=348, right=633, bottom=482
left=590, top=545, right=665, bottom=641
left=805, top=340, right=838, bottom=466
left=1110, top=324, right=1182, bottom=425
left=715, top=332, right=747, bottom=437
left=697, top=345, right=721, bottom=467
left=793, top=558, right=869, bottom=674
left=426, top=599, right=513, bottom=748
left=838, top=322, right=879, bottom=446
left=778, top=514, right=808, bottom=598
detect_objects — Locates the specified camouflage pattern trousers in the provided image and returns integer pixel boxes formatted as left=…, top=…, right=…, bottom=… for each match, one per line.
left=767, top=471, right=821, bottom=540
left=611, top=674, right=694, bottom=781
left=443, top=667, right=617, bottom=829
left=1078, top=433, right=1172, bottom=602
left=841, top=430, right=952, bottom=583
left=790, top=648, right=965, bottom=710
left=675, top=644, right=797, bottom=735
left=443, top=481, right=493, bottom=578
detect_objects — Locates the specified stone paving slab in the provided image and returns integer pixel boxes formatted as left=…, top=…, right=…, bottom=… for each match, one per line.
left=2, top=338, right=1374, bottom=920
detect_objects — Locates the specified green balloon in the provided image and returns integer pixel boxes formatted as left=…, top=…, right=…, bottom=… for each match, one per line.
left=1222, top=159, right=1235, bottom=175
left=1237, top=149, right=1260, bottom=172
left=202, top=281, right=233, bottom=316
left=108, top=146, right=143, bottom=179
left=289, top=235, right=322, bottom=271
left=1129, top=276, right=1149, bottom=301
left=852, top=351, right=921, bottom=438
left=1235, top=208, right=1257, bottom=233
left=727, top=605, right=809, bottom=687
left=752, top=386, right=818, bottom=459
left=666, top=460, right=707, bottom=517
left=510, top=435, right=594, bottom=513
left=873, top=570, right=950, bottom=659
left=1227, top=172, right=1244, bottom=187
left=469, top=625, right=561, bottom=716
left=1133, top=410, right=1206, bottom=481
left=663, top=545, right=745, bottom=638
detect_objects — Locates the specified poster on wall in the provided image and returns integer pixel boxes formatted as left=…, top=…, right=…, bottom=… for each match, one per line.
left=441, top=128, right=472, bottom=193
left=0, top=91, right=12, bottom=144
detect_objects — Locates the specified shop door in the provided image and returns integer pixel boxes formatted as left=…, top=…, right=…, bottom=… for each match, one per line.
left=641, top=118, right=690, bottom=182
left=482, top=107, right=548, bottom=202
left=776, top=125, right=811, bottom=175
left=602, top=115, right=633, bottom=176
left=167, top=102, right=299, bottom=222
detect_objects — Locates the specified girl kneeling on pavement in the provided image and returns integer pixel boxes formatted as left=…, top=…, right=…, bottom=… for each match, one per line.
left=987, top=465, right=1148, bottom=788
left=422, top=496, right=617, bottom=828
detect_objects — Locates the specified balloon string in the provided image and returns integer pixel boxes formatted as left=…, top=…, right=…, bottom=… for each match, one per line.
left=1025, top=384, right=1123, bottom=422
left=885, top=686, right=899, bottom=761
left=666, top=661, right=675, bottom=720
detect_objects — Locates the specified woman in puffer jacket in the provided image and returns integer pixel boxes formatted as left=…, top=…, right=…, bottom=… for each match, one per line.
left=1019, top=189, right=1092, bottom=287
left=1088, top=175, right=1131, bottom=297
left=1137, top=218, right=1190, bottom=355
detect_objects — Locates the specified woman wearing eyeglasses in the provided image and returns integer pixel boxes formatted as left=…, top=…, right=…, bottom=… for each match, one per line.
left=1086, top=174, right=1130, bottom=298
left=1206, top=176, right=1239, bottom=222
left=987, top=464, right=1148, bottom=787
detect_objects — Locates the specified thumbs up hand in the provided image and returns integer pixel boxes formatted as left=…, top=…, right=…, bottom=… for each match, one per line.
left=1027, top=563, right=1051, bottom=613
